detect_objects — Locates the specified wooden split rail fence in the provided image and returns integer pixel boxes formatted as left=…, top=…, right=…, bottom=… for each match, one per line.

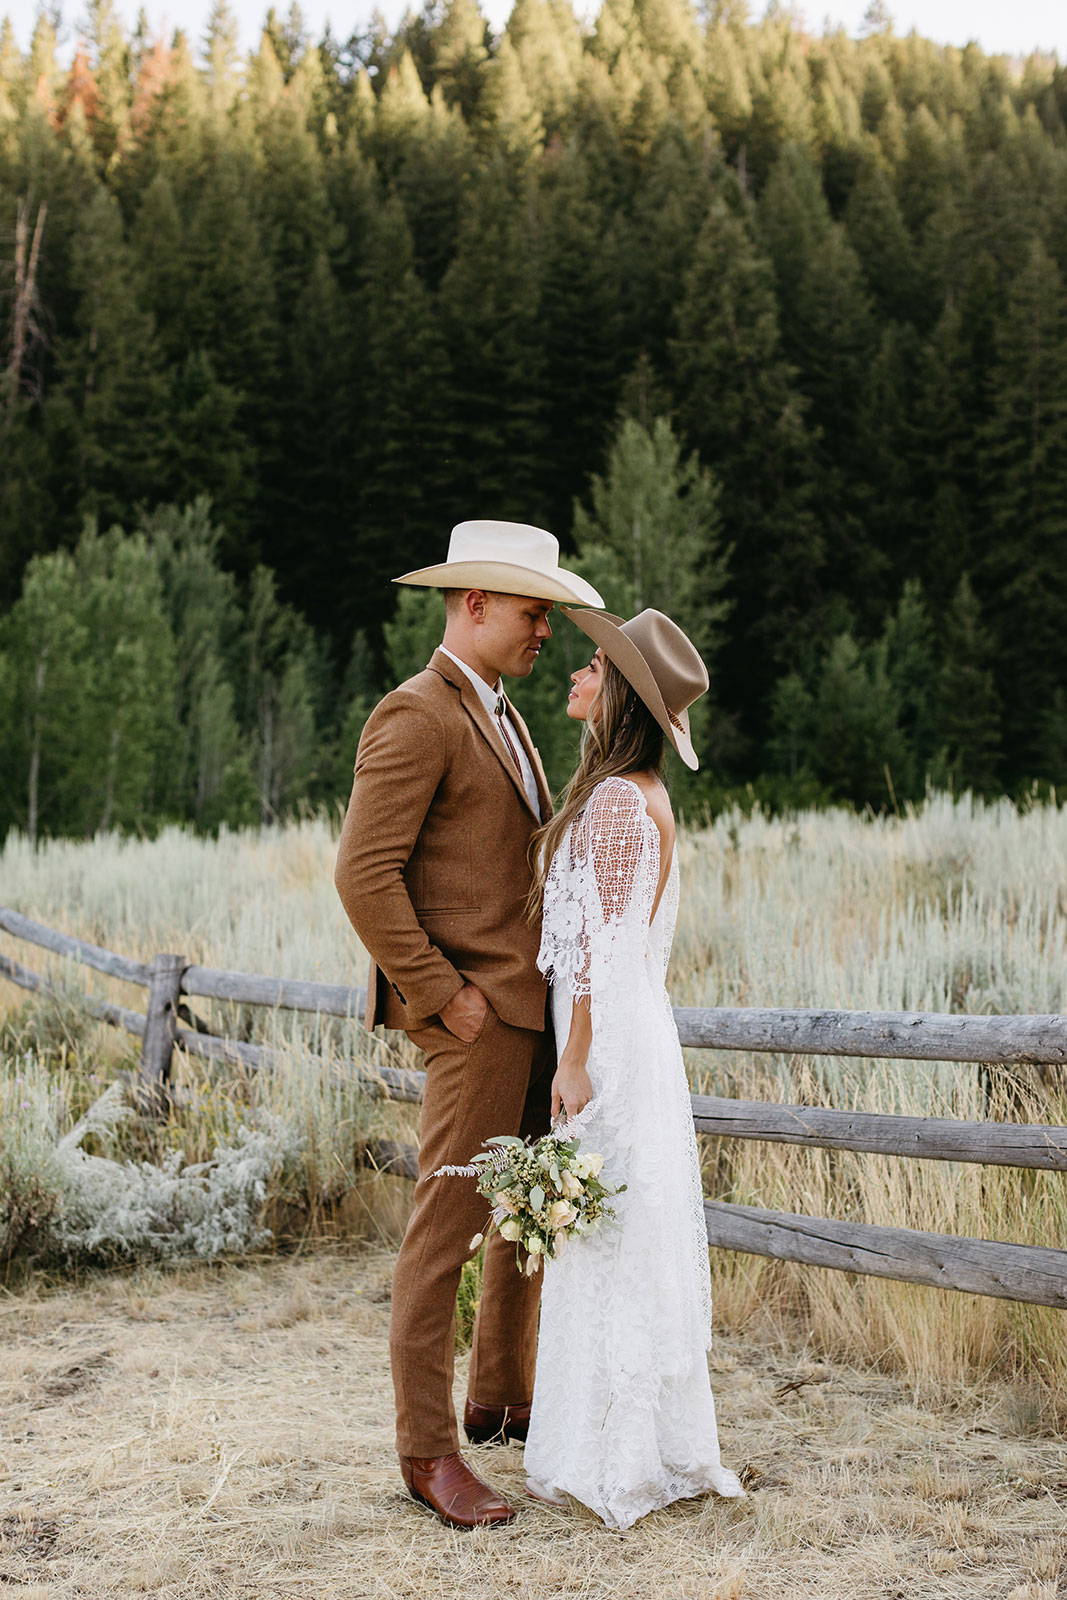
left=2, top=904, right=1066, bottom=1312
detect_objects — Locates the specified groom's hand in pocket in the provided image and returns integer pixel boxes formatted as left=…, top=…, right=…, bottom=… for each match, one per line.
left=439, top=981, right=491, bottom=1043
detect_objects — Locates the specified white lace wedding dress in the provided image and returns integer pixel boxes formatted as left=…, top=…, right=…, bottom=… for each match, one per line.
left=523, top=775, right=744, bottom=1530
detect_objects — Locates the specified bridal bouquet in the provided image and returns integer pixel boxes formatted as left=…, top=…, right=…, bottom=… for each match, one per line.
left=434, top=1130, right=624, bottom=1276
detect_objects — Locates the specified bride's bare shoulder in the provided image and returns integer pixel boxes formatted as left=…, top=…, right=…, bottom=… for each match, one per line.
left=622, top=771, right=675, bottom=850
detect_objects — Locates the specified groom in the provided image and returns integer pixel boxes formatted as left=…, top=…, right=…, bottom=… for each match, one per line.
left=334, top=520, right=604, bottom=1528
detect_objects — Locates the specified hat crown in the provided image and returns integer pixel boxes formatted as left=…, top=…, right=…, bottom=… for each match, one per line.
left=393, top=520, right=606, bottom=608
left=448, top=520, right=559, bottom=572
left=619, top=609, right=709, bottom=714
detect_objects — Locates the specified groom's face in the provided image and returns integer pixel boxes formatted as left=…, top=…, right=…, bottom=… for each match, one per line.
left=482, top=592, right=554, bottom=679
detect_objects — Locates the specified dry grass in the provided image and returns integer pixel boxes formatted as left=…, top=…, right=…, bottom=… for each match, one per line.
left=0, top=1249, right=1063, bottom=1600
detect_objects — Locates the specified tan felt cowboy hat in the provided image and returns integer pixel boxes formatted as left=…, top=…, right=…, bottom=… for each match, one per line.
left=394, top=520, right=605, bottom=608
left=562, top=606, right=709, bottom=770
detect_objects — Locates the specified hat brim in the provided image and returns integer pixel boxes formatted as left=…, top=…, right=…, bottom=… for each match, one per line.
left=394, top=562, right=605, bottom=608
left=562, top=606, right=700, bottom=770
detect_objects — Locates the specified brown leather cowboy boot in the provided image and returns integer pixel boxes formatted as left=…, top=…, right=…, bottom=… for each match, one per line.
left=463, top=1397, right=532, bottom=1445
left=399, top=1452, right=516, bottom=1529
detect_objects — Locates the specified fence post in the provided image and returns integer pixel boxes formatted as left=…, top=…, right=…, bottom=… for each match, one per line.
left=138, top=953, right=185, bottom=1111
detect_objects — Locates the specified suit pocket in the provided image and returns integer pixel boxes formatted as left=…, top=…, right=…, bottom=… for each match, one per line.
left=410, top=825, right=474, bottom=912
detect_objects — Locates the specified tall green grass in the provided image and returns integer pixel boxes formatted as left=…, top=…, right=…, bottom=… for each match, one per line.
left=2, top=795, right=1065, bottom=1418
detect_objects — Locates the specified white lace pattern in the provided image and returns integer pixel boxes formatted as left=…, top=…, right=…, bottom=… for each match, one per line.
left=525, top=776, right=744, bottom=1530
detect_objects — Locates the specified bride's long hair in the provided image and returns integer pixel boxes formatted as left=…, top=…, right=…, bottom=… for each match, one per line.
left=526, top=657, right=664, bottom=919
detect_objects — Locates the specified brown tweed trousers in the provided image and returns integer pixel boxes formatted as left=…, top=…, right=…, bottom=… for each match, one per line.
left=334, top=648, right=554, bottom=1457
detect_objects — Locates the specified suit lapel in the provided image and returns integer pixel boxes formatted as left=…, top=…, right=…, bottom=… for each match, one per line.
left=430, top=649, right=541, bottom=820
left=505, top=696, right=553, bottom=822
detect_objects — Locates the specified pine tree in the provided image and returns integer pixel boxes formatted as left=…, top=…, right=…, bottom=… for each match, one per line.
left=330, top=628, right=380, bottom=797
left=152, top=144, right=281, bottom=559
left=0, top=19, right=19, bottom=126
left=348, top=195, right=452, bottom=643
left=244, top=565, right=320, bottom=823
left=382, top=586, right=446, bottom=685
left=880, top=578, right=937, bottom=798
left=24, top=10, right=62, bottom=121
left=264, top=2, right=310, bottom=81
left=981, top=238, right=1067, bottom=777
left=431, top=0, right=490, bottom=119
left=905, top=300, right=981, bottom=602
left=807, top=632, right=905, bottom=806
left=617, top=124, right=715, bottom=373
left=533, top=150, right=625, bottom=536
left=43, top=184, right=166, bottom=533
left=860, top=0, right=893, bottom=37
left=437, top=161, right=547, bottom=525
left=128, top=35, right=174, bottom=145
left=766, top=669, right=814, bottom=781
left=275, top=250, right=355, bottom=631
left=505, top=0, right=584, bottom=135
left=570, top=411, right=732, bottom=794
left=843, top=154, right=920, bottom=324
left=374, top=48, right=432, bottom=148
left=159, top=350, right=250, bottom=520
left=934, top=574, right=1001, bottom=793
left=1037, top=690, right=1067, bottom=791
left=202, top=0, right=241, bottom=119
left=746, top=53, right=815, bottom=184
left=705, top=21, right=753, bottom=156
left=0, top=407, right=55, bottom=610
left=73, top=521, right=180, bottom=833
left=85, top=0, right=132, bottom=164
left=0, top=548, right=91, bottom=841
left=137, top=27, right=206, bottom=159
left=246, top=24, right=286, bottom=111
left=139, top=498, right=248, bottom=824
left=480, top=35, right=544, bottom=153
left=757, top=142, right=832, bottom=309
left=572, top=414, right=730, bottom=660
left=670, top=194, right=822, bottom=728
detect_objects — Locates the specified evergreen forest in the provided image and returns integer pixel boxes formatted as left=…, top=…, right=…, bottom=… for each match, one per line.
left=2, top=0, right=1067, bottom=838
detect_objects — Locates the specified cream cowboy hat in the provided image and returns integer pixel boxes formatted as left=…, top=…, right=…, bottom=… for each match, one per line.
left=562, top=606, right=709, bottom=770
left=394, top=520, right=605, bottom=607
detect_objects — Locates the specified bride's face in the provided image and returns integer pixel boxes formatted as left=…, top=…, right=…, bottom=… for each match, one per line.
left=567, top=649, right=603, bottom=722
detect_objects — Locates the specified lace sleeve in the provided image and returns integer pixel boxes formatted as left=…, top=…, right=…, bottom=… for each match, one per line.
left=538, top=777, right=657, bottom=1000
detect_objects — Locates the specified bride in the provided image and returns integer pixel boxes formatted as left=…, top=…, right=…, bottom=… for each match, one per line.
left=521, top=605, right=745, bottom=1530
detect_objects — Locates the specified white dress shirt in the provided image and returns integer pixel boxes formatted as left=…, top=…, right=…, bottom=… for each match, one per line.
left=440, top=646, right=541, bottom=816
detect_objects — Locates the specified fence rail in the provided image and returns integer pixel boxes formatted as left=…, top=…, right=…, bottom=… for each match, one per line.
left=3, top=905, right=1066, bottom=1310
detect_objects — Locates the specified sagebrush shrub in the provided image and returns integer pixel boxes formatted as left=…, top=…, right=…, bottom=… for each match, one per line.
left=0, top=1059, right=301, bottom=1269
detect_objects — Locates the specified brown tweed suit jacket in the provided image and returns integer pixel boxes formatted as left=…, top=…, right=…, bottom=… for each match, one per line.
left=334, top=648, right=552, bottom=1034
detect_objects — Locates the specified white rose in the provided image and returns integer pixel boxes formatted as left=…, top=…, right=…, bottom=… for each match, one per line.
left=499, top=1217, right=522, bottom=1242
left=559, top=1170, right=583, bottom=1199
left=547, top=1200, right=578, bottom=1229
left=582, top=1152, right=605, bottom=1178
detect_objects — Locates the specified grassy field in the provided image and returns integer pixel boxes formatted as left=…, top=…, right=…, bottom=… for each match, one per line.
left=0, top=1250, right=1063, bottom=1600
left=1, top=795, right=1065, bottom=1425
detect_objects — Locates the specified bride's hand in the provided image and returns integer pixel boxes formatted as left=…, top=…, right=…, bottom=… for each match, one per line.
left=551, top=1056, right=593, bottom=1121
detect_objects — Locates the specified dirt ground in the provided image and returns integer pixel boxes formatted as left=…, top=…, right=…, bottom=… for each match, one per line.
left=0, top=1250, right=1064, bottom=1600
